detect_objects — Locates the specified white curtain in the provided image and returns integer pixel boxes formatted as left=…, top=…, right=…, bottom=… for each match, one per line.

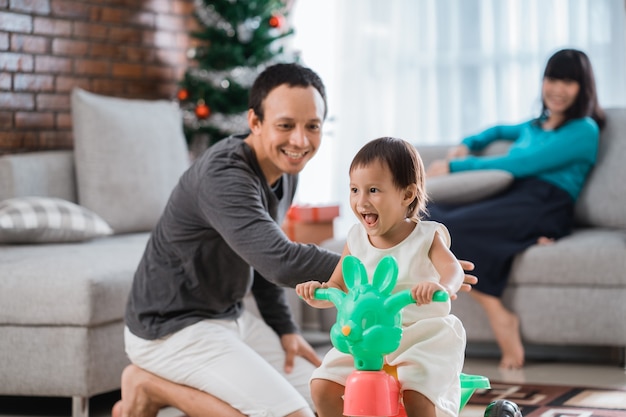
left=291, top=0, right=626, bottom=236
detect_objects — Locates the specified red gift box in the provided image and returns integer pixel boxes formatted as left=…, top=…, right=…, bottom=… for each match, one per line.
left=282, top=204, right=340, bottom=244
left=286, top=204, right=340, bottom=223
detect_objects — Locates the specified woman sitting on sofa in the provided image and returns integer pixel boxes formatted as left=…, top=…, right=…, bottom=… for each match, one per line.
left=425, top=48, right=606, bottom=369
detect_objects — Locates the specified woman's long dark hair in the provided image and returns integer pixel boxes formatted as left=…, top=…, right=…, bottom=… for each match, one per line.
left=540, top=49, right=606, bottom=130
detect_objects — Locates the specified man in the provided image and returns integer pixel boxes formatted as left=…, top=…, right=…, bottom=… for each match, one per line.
left=114, top=63, right=477, bottom=417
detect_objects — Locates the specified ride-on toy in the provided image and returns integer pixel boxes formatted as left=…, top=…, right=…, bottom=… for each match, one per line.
left=313, top=255, right=521, bottom=417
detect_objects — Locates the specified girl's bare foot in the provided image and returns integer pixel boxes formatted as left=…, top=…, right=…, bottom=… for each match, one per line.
left=492, top=310, right=524, bottom=369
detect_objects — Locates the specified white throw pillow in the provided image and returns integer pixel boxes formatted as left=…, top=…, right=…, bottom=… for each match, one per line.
left=426, top=170, right=514, bottom=204
left=0, top=197, right=113, bottom=243
left=71, top=88, right=190, bottom=233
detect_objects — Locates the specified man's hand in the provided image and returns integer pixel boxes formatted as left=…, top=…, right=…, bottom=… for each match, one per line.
left=450, top=260, right=477, bottom=300
left=280, top=333, right=322, bottom=374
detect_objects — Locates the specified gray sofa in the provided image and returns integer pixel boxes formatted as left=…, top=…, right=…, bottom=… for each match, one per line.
left=1, top=106, right=625, bottom=417
left=321, top=108, right=626, bottom=362
left=0, top=88, right=192, bottom=417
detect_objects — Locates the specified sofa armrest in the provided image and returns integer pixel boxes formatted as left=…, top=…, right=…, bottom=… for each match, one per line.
left=0, top=151, right=77, bottom=202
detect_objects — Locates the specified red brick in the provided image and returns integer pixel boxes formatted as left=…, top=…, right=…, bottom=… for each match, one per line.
left=56, top=76, right=91, bottom=92
left=112, top=62, right=143, bottom=78
left=0, top=132, right=32, bottom=151
left=75, top=59, right=110, bottom=75
left=109, top=26, right=142, bottom=43
left=0, top=92, right=34, bottom=110
left=36, top=93, right=70, bottom=110
left=73, top=21, right=108, bottom=39
left=90, top=42, right=124, bottom=60
left=38, top=130, right=73, bottom=149
left=95, top=6, right=125, bottom=24
left=15, top=111, right=55, bottom=129
left=126, top=80, right=162, bottom=97
left=172, top=0, right=193, bottom=15
left=0, top=11, right=33, bottom=32
left=0, top=73, right=11, bottom=89
left=145, top=64, right=173, bottom=80
left=0, top=0, right=8, bottom=7
left=56, top=112, right=71, bottom=128
left=10, top=0, right=51, bottom=14
left=35, top=55, right=72, bottom=73
left=14, top=73, right=54, bottom=91
left=124, top=45, right=153, bottom=62
left=0, top=52, right=34, bottom=71
left=91, top=78, right=125, bottom=95
left=0, top=112, right=13, bottom=128
left=52, top=38, right=89, bottom=56
left=33, top=16, right=72, bottom=36
left=50, top=0, right=90, bottom=19
left=11, top=34, right=49, bottom=53
left=0, top=33, right=8, bottom=50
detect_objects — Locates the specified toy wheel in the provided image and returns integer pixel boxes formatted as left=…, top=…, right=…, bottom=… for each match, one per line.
left=484, top=399, right=522, bottom=417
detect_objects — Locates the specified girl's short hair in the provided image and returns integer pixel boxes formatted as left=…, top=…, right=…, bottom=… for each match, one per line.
left=350, top=137, right=427, bottom=219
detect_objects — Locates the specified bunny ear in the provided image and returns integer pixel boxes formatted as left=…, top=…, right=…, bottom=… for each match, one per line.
left=342, top=255, right=368, bottom=290
left=372, top=255, right=398, bottom=295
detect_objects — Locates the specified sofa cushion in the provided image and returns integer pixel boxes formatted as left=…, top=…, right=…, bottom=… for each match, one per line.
left=0, top=233, right=150, bottom=326
left=0, top=197, right=113, bottom=244
left=575, top=108, right=626, bottom=228
left=426, top=170, right=513, bottom=204
left=71, top=88, right=190, bottom=234
left=510, top=228, right=626, bottom=287
left=0, top=151, right=76, bottom=202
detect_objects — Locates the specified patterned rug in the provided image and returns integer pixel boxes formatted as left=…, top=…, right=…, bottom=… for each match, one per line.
left=461, top=381, right=626, bottom=417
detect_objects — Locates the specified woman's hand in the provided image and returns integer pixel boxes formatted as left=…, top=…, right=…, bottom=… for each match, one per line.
left=446, top=144, right=470, bottom=159
left=426, top=159, right=451, bottom=177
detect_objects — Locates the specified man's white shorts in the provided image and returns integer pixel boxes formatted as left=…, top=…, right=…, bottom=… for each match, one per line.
left=125, top=309, right=316, bottom=417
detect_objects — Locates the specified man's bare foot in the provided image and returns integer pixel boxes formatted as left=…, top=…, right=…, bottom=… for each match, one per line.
left=112, top=400, right=122, bottom=417
left=117, top=364, right=166, bottom=417
left=492, top=310, right=525, bottom=369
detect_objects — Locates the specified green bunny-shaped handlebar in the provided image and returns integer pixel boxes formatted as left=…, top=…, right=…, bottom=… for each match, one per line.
left=314, top=255, right=448, bottom=371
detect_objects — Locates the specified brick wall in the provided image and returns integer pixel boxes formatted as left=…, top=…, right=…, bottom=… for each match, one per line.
left=0, top=0, right=197, bottom=154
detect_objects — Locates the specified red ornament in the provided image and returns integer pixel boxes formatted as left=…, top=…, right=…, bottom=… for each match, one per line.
left=269, top=14, right=284, bottom=28
left=195, top=100, right=211, bottom=119
left=177, top=89, right=189, bottom=101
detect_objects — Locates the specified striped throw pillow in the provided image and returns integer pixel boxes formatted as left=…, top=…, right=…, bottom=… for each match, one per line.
left=0, top=197, right=113, bottom=244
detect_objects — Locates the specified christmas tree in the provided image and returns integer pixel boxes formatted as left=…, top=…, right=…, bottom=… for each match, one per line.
left=177, top=0, right=296, bottom=148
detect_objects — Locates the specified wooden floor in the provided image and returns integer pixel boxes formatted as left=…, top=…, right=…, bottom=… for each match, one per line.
left=1, top=344, right=624, bottom=417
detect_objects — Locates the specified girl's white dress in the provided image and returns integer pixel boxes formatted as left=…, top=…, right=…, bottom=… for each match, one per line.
left=311, top=220, right=466, bottom=417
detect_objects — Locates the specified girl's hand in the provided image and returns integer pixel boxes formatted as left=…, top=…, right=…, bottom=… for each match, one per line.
left=411, top=281, right=448, bottom=305
left=295, top=281, right=335, bottom=309
left=295, top=281, right=324, bottom=301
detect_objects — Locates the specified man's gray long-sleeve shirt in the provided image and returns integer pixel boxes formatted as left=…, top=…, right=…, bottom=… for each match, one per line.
left=126, top=136, right=340, bottom=340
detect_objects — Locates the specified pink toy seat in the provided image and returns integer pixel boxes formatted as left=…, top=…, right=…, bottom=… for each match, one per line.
left=343, top=371, right=401, bottom=416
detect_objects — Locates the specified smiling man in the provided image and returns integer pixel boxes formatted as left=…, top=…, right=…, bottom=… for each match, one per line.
left=116, top=63, right=341, bottom=417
